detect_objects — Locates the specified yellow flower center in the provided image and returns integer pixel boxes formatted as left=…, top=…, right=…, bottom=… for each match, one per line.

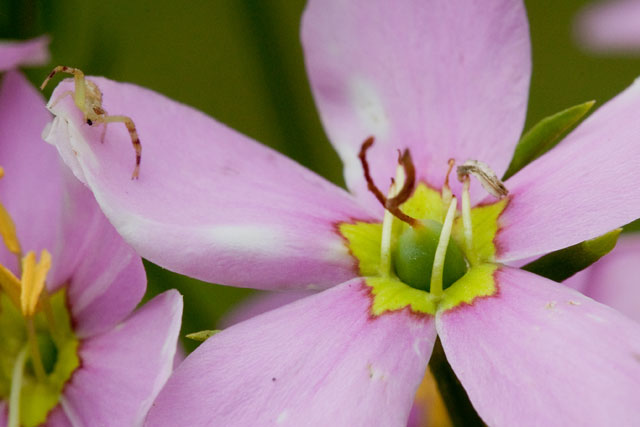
left=340, top=148, right=508, bottom=316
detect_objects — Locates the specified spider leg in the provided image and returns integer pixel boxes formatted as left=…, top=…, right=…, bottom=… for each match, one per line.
left=40, top=65, right=87, bottom=112
left=100, top=122, right=107, bottom=144
left=48, top=90, right=74, bottom=109
left=93, top=114, right=142, bottom=180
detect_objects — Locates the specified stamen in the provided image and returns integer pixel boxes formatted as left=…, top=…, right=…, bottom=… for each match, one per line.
left=8, top=347, right=28, bottom=427
left=39, top=289, right=60, bottom=342
left=358, top=137, right=418, bottom=227
left=430, top=197, right=458, bottom=296
left=0, top=170, right=22, bottom=261
left=26, top=317, right=47, bottom=381
left=0, top=263, right=21, bottom=308
left=441, top=159, right=455, bottom=206
left=20, top=250, right=51, bottom=317
left=359, top=137, right=387, bottom=208
left=456, top=160, right=508, bottom=199
left=380, top=164, right=405, bottom=276
left=387, top=149, right=416, bottom=208
left=460, top=177, right=477, bottom=265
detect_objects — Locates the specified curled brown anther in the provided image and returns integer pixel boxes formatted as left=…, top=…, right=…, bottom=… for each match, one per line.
left=358, top=137, right=419, bottom=227
left=359, top=137, right=387, bottom=208
left=457, top=160, right=508, bottom=198
left=388, top=149, right=415, bottom=207
left=443, top=158, right=455, bottom=189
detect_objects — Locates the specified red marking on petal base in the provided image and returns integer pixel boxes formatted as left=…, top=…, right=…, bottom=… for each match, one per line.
left=491, top=196, right=513, bottom=259
left=331, top=216, right=379, bottom=277
left=439, top=268, right=503, bottom=316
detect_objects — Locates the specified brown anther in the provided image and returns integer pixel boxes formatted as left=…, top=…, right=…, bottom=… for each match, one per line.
left=457, top=160, right=508, bottom=198
left=386, top=148, right=415, bottom=208
left=358, top=137, right=387, bottom=208
left=358, top=137, right=419, bottom=227
left=443, top=158, right=455, bottom=189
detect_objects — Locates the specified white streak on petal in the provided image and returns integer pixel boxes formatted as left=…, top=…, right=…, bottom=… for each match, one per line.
left=208, top=225, right=282, bottom=254
left=349, top=77, right=390, bottom=140
left=276, top=410, right=289, bottom=424
left=73, top=249, right=133, bottom=313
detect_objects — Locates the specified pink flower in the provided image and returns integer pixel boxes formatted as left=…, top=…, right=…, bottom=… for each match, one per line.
left=43, top=0, right=640, bottom=425
left=566, top=234, right=640, bottom=323
left=0, top=41, right=183, bottom=426
left=0, top=36, right=50, bottom=72
left=575, top=0, right=640, bottom=53
left=218, top=291, right=450, bottom=427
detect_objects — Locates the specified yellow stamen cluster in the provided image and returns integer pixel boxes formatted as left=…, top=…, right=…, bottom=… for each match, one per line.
left=0, top=250, right=51, bottom=316
left=20, top=250, right=52, bottom=317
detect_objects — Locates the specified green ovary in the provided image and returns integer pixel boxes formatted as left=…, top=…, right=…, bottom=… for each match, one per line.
left=393, top=219, right=468, bottom=292
left=0, top=289, right=80, bottom=426
left=340, top=184, right=506, bottom=315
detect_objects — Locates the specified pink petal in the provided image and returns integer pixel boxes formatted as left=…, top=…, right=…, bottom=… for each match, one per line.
left=498, top=78, right=640, bottom=263
left=43, top=77, right=373, bottom=290
left=0, top=36, right=50, bottom=71
left=302, top=0, right=531, bottom=210
left=145, top=279, right=436, bottom=426
left=60, top=290, right=182, bottom=426
left=566, top=234, right=640, bottom=323
left=218, top=289, right=316, bottom=327
left=575, top=0, right=640, bottom=53
left=44, top=406, right=72, bottom=426
left=437, top=267, right=640, bottom=426
left=0, top=71, right=61, bottom=274
left=0, top=72, right=145, bottom=335
left=64, top=210, right=147, bottom=338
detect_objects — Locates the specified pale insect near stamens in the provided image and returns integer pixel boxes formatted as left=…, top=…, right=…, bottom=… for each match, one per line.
left=40, top=66, right=142, bottom=180
left=456, top=160, right=508, bottom=199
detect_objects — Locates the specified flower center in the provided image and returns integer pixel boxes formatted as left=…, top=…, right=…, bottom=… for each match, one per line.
left=0, top=168, right=79, bottom=427
left=339, top=139, right=509, bottom=315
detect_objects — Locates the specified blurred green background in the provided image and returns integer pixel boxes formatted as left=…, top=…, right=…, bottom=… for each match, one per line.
left=2, top=0, right=639, bottom=352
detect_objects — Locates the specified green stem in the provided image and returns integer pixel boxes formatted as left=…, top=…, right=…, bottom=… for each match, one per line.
left=428, top=337, right=485, bottom=427
left=8, top=347, right=28, bottom=427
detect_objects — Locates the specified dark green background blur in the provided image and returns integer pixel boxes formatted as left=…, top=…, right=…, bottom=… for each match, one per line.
left=2, top=0, right=639, bottom=352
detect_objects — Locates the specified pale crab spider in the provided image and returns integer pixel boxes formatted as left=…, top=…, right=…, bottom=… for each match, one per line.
left=41, top=66, right=142, bottom=179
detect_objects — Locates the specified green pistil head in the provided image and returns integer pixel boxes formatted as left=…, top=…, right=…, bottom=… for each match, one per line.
left=393, top=220, right=468, bottom=292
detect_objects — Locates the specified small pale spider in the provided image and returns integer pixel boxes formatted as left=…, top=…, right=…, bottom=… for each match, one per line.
left=41, top=66, right=142, bottom=179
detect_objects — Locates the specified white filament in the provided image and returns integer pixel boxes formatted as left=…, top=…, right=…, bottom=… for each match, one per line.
left=430, top=197, right=458, bottom=296
left=8, top=347, right=27, bottom=427
left=461, top=178, right=477, bottom=265
left=380, top=165, right=405, bottom=276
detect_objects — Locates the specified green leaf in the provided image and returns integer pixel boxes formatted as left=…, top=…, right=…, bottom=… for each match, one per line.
left=624, top=218, right=640, bottom=233
left=522, top=229, right=621, bottom=282
left=503, top=101, right=595, bottom=180
left=185, top=330, right=221, bottom=342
